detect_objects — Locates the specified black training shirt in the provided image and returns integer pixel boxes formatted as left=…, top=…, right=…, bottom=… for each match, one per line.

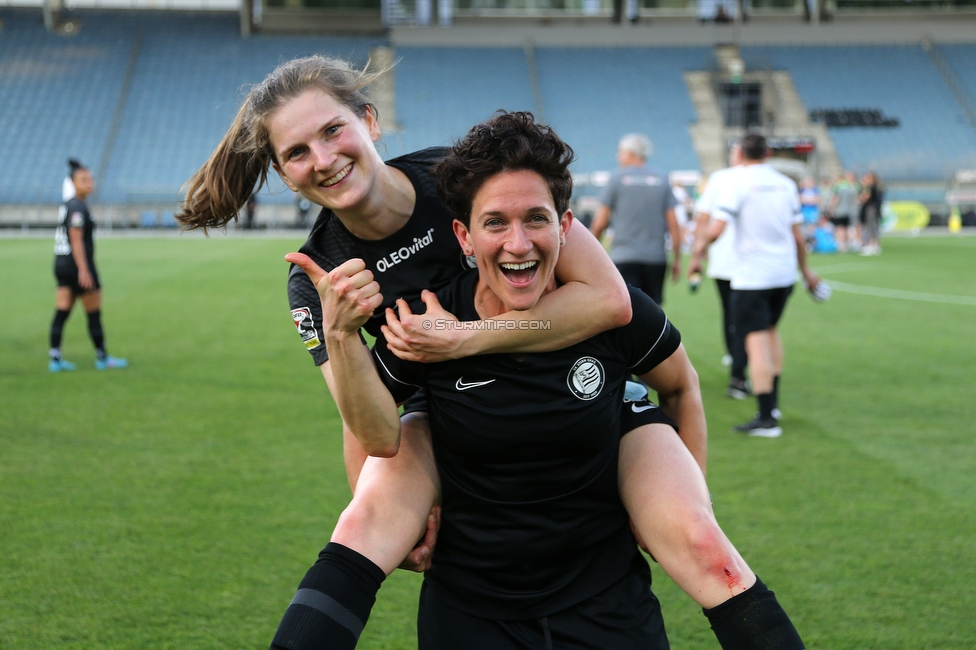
left=372, top=271, right=681, bottom=619
left=53, top=197, right=95, bottom=266
left=287, top=148, right=472, bottom=365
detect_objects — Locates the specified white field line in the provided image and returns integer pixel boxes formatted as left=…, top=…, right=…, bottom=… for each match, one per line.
left=811, top=262, right=888, bottom=274
left=824, top=279, right=976, bottom=306
left=812, top=262, right=976, bottom=306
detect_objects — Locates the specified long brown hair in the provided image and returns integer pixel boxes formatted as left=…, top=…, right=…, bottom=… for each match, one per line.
left=177, top=55, right=386, bottom=231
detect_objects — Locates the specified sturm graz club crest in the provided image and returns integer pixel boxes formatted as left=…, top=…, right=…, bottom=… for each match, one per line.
left=567, top=356, right=605, bottom=401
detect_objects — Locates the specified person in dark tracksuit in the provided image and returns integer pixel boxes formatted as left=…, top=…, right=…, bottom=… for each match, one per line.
left=49, top=159, right=127, bottom=372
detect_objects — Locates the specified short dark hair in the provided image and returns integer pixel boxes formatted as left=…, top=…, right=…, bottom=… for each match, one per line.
left=741, top=132, right=768, bottom=161
left=435, top=111, right=575, bottom=227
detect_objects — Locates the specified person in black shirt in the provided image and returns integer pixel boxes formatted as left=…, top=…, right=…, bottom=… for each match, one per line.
left=49, top=159, right=127, bottom=372
left=857, top=171, right=883, bottom=256
left=177, top=57, right=641, bottom=649
left=290, top=112, right=804, bottom=649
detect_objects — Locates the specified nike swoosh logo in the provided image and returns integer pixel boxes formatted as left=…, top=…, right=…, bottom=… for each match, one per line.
left=455, top=377, right=496, bottom=391
left=631, top=403, right=656, bottom=413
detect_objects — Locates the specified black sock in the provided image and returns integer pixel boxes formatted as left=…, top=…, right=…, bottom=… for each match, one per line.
left=773, top=375, right=780, bottom=410
left=703, top=576, right=805, bottom=649
left=270, top=542, right=385, bottom=650
left=86, top=310, right=106, bottom=358
left=757, top=393, right=776, bottom=420
left=50, top=309, right=71, bottom=350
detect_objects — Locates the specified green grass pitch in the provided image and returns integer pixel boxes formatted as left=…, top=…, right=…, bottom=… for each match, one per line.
left=1, top=233, right=974, bottom=648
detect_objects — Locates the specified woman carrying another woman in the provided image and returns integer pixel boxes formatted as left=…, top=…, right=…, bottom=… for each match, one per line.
left=177, top=56, right=801, bottom=649
left=290, top=111, right=804, bottom=648
left=178, top=54, right=641, bottom=646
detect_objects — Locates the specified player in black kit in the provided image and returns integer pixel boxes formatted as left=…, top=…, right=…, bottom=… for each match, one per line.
left=288, top=112, right=805, bottom=648
left=48, top=159, right=127, bottom=372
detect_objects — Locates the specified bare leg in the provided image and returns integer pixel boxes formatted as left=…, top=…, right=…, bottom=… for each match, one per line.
left=342, top=426, right=369, bottom=493
left=835, top=225, right=848, bottom=252
left=619, top=423, right=755, bottom=609
left=79, top=289, right=102, bottom=312
left=331, top=412, right=441, bottom=575
left=767, top=327, right=783, bottom=378
left=55, top=287, right=76, bottom=311
left=745, top=330, right=774, bottom=395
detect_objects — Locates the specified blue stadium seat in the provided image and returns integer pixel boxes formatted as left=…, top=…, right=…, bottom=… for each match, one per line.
left=742, top=45, right=976, bottom=180
left=3, top=7, right=974, bottom=205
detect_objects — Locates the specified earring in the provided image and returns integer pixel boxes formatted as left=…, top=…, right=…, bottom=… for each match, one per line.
left=464, top=248, right=473, bottom=255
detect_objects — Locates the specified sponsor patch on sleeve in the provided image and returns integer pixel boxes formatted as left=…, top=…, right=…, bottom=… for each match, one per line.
left=70, top=212, right=85, bottom=228
left=291, top=307, right=322, bottom=350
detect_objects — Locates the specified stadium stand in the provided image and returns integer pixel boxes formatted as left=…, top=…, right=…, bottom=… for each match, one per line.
left=741, top=45, right=976, bottom=181
left=2, top=7, right=975, bottom=227
left=103, top=12, right=383, bottom=204
left=386, top=47, right=536, bottom=156
left=534, top=47, right=712, bottom=175
left=0, top=9, right=383, bottom=208
left=939, top=43, right=976, bottom=113
left=389, top=46, right=711, bottom=177
left=0, top=10, right=135, bottom=204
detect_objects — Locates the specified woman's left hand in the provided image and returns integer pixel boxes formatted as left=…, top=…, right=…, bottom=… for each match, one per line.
left=381, top=290, right=469, bottom=363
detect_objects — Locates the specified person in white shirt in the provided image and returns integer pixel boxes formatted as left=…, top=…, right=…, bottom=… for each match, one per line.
left=689, top=145, right=750, bottom=401
left=691, top=133, right=820, bottom=438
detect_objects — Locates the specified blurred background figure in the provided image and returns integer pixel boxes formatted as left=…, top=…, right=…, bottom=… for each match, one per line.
left=671, top=179, right=697, bottom=254
left=799, top=176, right=821, bottom=248
left=591, top=133, right=681, bottom=305
left=295, top=191, right=312, bottom=229
left=49, top=159, right=128, bottom=372
left=692, top=133, right=820, bottom=438
left=690, top=144, right=751, bottom=401
left=811, top=213, right=839, bottom=254
left=243, top=193, right=258, bottom=230
left=858, top=171, right=884, bottom=256
left=826, top=170, right=860, bottom=252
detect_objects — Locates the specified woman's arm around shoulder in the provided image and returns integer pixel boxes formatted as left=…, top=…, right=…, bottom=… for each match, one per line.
left=383, top=219, right=631, bottom=362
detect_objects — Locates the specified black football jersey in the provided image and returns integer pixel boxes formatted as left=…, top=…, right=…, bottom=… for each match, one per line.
left=287, top=148, right=472, bottom=365
left=53, top=198, right=95, bottom=265
left=373, top=273, right=681, bottom=619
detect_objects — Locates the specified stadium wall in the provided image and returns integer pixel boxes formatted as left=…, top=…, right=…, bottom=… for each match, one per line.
left=2, top=7, right=975, bottom=229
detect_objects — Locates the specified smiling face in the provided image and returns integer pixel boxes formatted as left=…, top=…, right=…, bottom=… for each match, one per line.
left=267, top=88, right=383, bottom=215
left=454, top=169, right=572, bottom=315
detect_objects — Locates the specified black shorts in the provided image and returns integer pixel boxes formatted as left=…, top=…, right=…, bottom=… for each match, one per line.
left=828, top=215, right=851, bottom=228
left=615, top=263, right=667, bottom=305
left=730, top=285, right=794, bottom=337
left=54, top=256, right=100, bottom=295
left=418, top=554, right=669, bottom=650
left=401, top=389, right=428, bottom=416
left=620, top=398, right=678, bottom=436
